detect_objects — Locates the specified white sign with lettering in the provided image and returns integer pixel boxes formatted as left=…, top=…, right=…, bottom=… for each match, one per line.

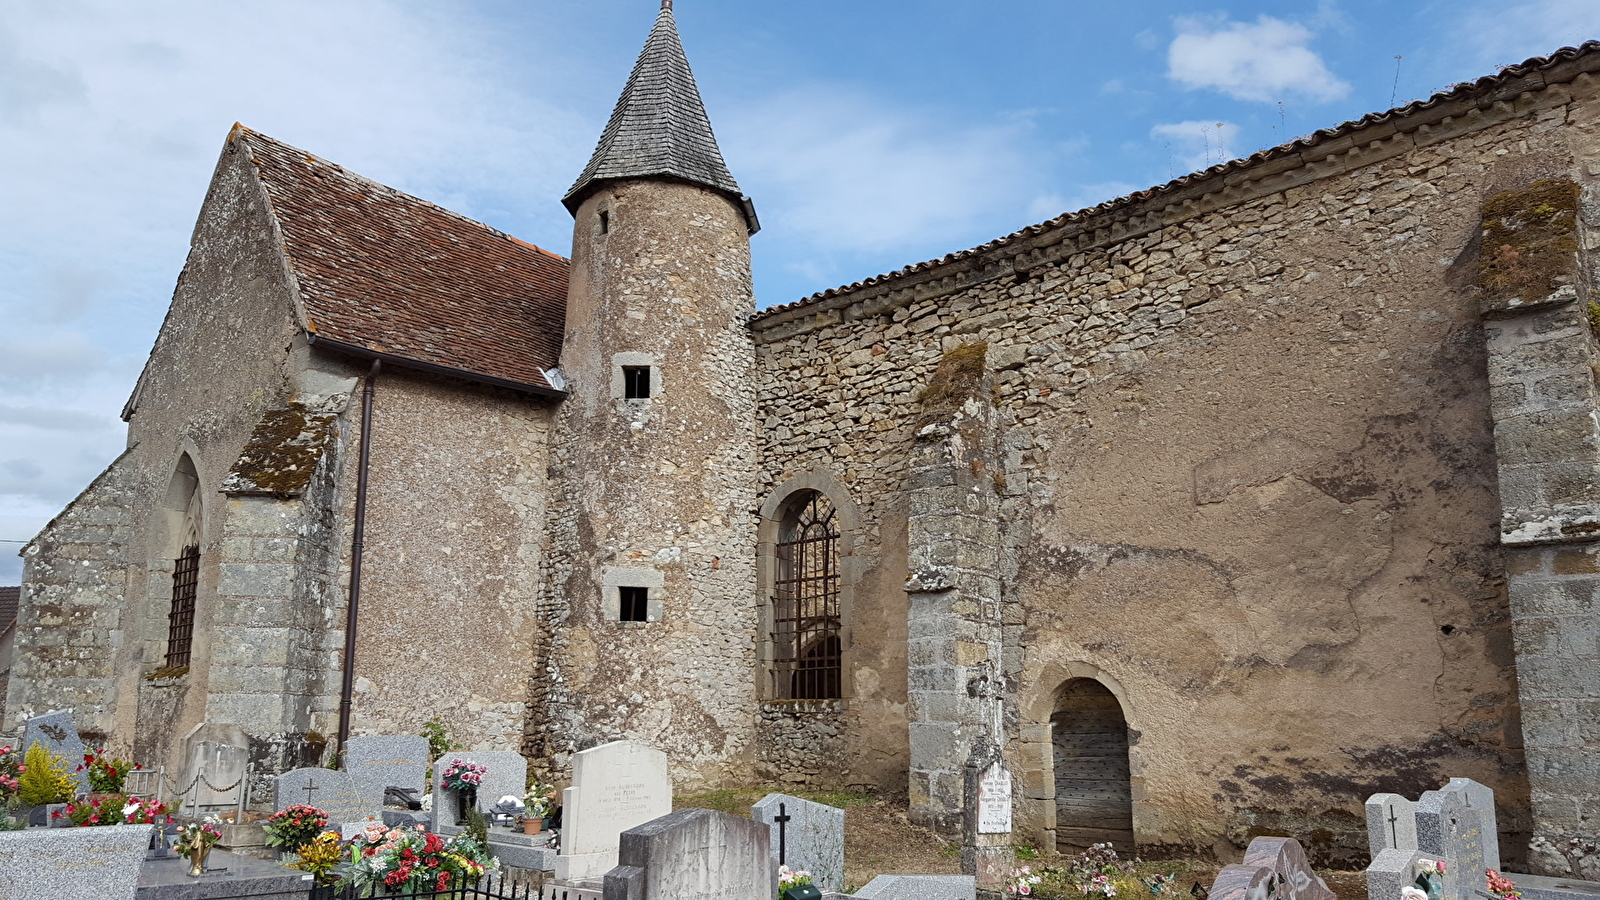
left=977, top=762, right=1013, bottom=834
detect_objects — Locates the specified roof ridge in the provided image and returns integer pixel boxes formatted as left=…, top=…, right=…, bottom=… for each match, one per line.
left=231, top=124, right=569, bottom=263
left=753, top=39, right=1600, bottom=321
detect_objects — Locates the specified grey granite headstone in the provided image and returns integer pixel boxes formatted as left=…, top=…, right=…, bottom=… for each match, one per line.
left=555, top=741, right=671, bottom=882
left=602, top=808, right=769, bottom=900
left=753, top=793, right=845, bottom=893
left=346, top=735, right=431, bottom=811
left=1240, top=837, right=1336, bottom=900
left=1366, top=793, right=1419, bottom=854
left=1366, top=848, right=1432, bottom=900
left=1418, top=788, right=1477, bottom=900
left=0, top=823, right=152, bottom=900
left=1445, top=777, right=1501, bottom=872
left=276, top=767, right=374, bottom=824
left=431, top=751, right=528, bottom=826
left=855, top=875, right=977, bottom=900
left=23, top=709, right=88, bottom=794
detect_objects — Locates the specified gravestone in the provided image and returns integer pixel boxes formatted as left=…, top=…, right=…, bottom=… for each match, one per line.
left=753, top=793, right=846, bottom=893
left=346, top=735, right=431, bottom=811
left=855, top=875, right=977, bottom=900
left=0, top=823, right=152, bottom=900
left=1418, top=788, right=1483, bottom=900
left=602, top=808, right=769, bottom=900
left=1240, top=837, right=1335, bottom=900
left=23, top=709, right=88, bottom=794
left=960, top=745, right=1013, bottom=888
left=1366, top=848, right=1454, bottom=900
left=555, top=741, right=672, bottom=882
left=976, top=761, right=1012, bottom=834
left=1445, top=777, right=1501, bottom=872
left=184, top=740, right=248, bottom=810
left=430, top=751, right=527, bottom=825
left=276, top=767, right=373, bottom=825
left=1366, top=793, right=1419, bottom=854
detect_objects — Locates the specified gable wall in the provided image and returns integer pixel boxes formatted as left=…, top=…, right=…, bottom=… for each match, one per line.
left=751, top=75, right=1600, bottom=863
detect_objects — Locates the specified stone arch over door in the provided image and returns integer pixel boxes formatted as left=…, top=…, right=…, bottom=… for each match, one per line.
left=1052, top=677, right=1134, bottom=853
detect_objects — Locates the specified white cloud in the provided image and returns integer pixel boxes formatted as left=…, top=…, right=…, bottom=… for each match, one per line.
left=1167, top=15, right=1350, bottom=103
left=1151, top=120, right=1243, bottom=173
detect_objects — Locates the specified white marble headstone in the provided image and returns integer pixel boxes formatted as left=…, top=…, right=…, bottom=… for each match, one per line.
left=556, top=741, right=672, bottom=882
left=976, top=761, right=1012, bottom=834
left=184, top=740, right=248, bottom=810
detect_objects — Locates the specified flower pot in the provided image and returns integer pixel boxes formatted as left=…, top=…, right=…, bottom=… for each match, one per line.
left=186, top=842, right=213, bottom=877
left=454, top=786, right=478, bottom=825
left=521, top=817, right=543, bottom=835
left=783, top=886, right=822, bottom=900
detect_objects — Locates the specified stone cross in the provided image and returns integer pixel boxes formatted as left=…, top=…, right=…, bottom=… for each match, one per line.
left=753, top=793, right=845, bottom=893
left=1365, top=793, right=1417, bottom=854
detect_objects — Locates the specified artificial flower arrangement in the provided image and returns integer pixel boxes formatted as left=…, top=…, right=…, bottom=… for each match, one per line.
left=441, top=759, right=487, bottom=791
left=173, top=816, right=225, bottom=855
left=1008, top=866, right=1043, bottom=897
left=54, top=794, right=168, bottom=827
left=289, top=830, right=344, bottom=886
left=0, top=745, right=23, bottom=804
left=524, top=780, right=557, bottom=818
left=342, top=822, right=495, bottom=894
left=779, top=865, right=820, bottom=900
left=78, top=747, right=138, bottom=794
left=264, top=804, right=330, bottom=853
left=1486, top=870, right=1522, bottom=900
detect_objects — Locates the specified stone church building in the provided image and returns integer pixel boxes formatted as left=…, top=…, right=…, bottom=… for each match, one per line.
left=8, top=3, right=1600, bottom=874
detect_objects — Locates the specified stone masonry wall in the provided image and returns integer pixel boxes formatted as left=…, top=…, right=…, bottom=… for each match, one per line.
left=346, top=368, right=554, bottom=749
left=752, top=72, right=1600, bottom=863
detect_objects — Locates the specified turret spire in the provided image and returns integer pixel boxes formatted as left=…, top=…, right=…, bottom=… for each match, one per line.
left=564, top=3, right=755, bottom=231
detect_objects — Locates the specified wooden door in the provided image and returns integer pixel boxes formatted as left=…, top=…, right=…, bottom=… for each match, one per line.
left=1052, top=679, right=1133, bottom=853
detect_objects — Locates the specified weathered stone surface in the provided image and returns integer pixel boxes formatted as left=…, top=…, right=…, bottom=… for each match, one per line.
left=855, top=874, right=976, bottom=900
left=602, top=808, right=769, bottom=900
left=753, top=793, right=845, bottom=892
left=0, top=824, right=151, bottom=900
left=23, top=709, right=88, bottom=793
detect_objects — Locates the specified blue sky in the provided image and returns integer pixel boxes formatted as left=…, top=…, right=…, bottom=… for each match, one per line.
left=2, top=0, right=1598, bottom=581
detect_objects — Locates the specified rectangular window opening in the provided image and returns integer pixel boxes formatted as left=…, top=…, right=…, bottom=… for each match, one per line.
left=166, top=544, right=199, bottom=668
left=623, top=366, right=652, bottom=399
left=598, top=209, right=610, bottom=235
left=620, top=586, right=649, bottom=622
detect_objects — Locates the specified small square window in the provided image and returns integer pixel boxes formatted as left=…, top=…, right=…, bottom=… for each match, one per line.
left=623, top=366, right=652, bottom=399
left=620, top=586, right=649, bottom=622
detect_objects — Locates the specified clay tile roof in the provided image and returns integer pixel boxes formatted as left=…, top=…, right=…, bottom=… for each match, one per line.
left=235, top=126, right=569, bottom=394
left=753, top=40, right=1600, bottom=321
left=0, top=586, right=18, bottom=632
left=564, top=4, right=742, bottom=213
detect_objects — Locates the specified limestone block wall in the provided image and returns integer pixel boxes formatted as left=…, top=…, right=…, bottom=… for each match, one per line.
left=533, top=179, right=760, bottom=789
left=345, top=369, right=554, bottom=748
left=6, top=451, right=139, bottom=742
left=752, top=71, right=1600, bottom=862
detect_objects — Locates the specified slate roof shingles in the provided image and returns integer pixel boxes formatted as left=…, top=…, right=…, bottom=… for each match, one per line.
left=237, top=127, right=569, bottom=394
left=564, top=5, right=741, bottom=211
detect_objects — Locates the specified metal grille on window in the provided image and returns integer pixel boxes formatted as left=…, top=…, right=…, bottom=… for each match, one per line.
left=772, top=492, right=842, bottom=699
left=166, top=544, right=199, bottom=668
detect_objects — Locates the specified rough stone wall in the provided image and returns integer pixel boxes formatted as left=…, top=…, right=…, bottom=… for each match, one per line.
left=752, top=77, right=1600, bottom=863
left=346, top=368, right=553, bottom=748
left=7, top=451, right=139, bottom=743
left=533, top=178, right=759, bottom=789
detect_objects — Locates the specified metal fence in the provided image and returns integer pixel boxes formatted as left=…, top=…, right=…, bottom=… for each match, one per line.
left=309, top=875, right=538, bottom=900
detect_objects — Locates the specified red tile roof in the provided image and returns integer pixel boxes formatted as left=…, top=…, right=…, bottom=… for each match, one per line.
left=754, top=40, right=1600, bottom=321
left=235, top=126, right=569, bottom=394
left=0, top=586, right=18, bottom=631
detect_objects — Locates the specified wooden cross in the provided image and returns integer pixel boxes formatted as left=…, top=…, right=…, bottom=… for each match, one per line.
left=303, top=777, right=321, bottom=805
left=774, top=802, right=792, bottom=865
left=1387, top=804, right=1400, bottom=848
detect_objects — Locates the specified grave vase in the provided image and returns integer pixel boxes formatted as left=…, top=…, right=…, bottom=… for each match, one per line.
left=454, top=786, right=478, bottom=825
left=186, top=842, right=213, bottom=877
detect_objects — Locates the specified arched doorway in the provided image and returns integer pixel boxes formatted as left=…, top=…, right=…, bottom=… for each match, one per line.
left=1051, top=678, right=1133, bottom=853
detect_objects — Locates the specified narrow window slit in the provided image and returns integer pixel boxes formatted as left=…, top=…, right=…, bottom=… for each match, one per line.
left=623, top=366, right=651, bottom=399
left=620, top=586, right=649, bottom=622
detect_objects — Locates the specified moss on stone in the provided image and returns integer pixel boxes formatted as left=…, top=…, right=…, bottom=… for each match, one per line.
left=915, top=342, right=988, bottom=428
left=221, top=402, right=337, bottom=498
left=1477, top=178, right=1581, bottom=304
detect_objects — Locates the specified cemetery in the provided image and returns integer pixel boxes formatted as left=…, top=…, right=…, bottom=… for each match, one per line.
left=1, top=706, right=1597, bottom=900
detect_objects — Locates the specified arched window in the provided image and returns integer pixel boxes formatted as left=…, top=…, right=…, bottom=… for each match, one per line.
left=162, top=456, right=203, bottom=669
left=772, top=492, right=842, bottom=699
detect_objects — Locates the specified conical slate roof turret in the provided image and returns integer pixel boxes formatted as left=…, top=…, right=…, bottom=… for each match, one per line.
left=564, top=2, right=755, bottom=231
